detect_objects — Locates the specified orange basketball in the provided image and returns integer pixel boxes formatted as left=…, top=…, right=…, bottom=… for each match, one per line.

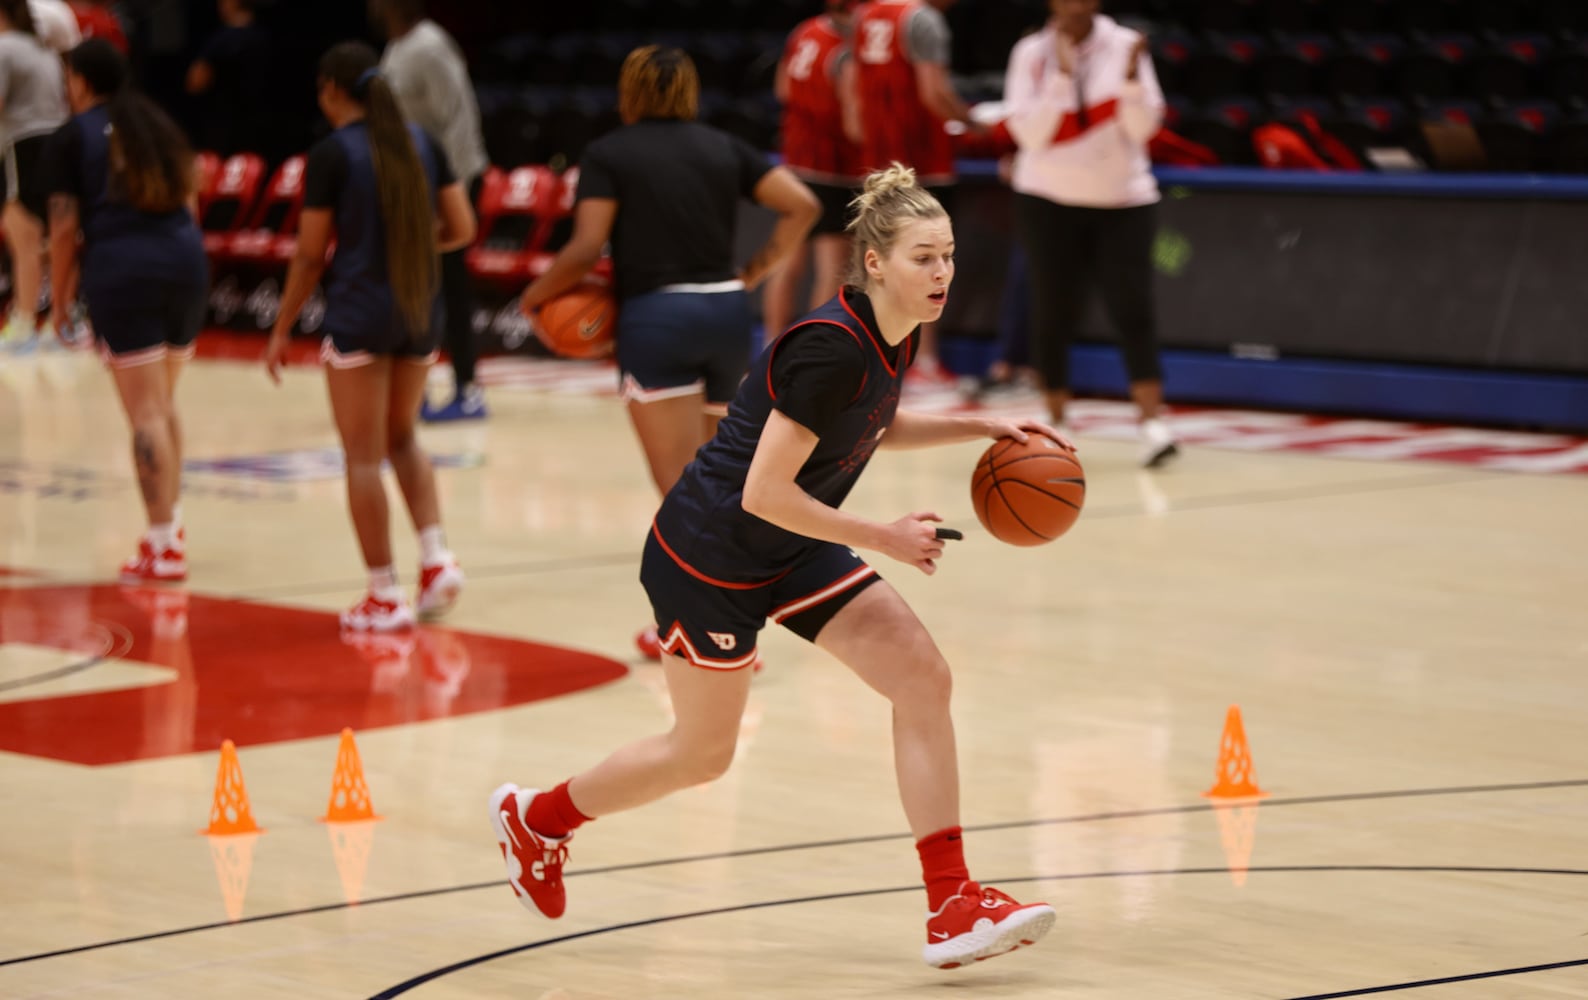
left=971, top=436, right=1085, bottom=546
left=537, top=283, right=617, bottom=360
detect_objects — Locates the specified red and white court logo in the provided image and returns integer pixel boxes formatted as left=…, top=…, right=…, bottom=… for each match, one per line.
left=706, top=631, right=737, bottom=652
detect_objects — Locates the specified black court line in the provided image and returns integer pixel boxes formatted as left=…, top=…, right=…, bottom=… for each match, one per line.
left=5, top=777, right=1586, bottom=969
left=215, top=552, right=639, bottom=601
left=216, top=470, right=1495, bottom=603
left=1080, top=469, right=1501, bottom=521
left=367, top=867, right=1588, bottom=999
left=0, top=622, right=131, bottom=694
left=1286, top=957, right=1588, bottom=998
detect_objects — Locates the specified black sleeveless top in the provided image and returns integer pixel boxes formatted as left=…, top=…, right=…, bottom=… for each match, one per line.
left=653, top=286, right=918, bottom=584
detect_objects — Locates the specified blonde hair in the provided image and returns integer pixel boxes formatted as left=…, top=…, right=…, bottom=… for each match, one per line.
left=618, top=46, right=699, bottom=124
left=846, top=163, right=947, bottom=287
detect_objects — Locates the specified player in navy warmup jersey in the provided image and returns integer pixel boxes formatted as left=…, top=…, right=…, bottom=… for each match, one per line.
left=490, top=164, right=1071, bottom=969
left=264, top=42, right=476, bottom=631
left=43, top=39, right=206, bottom=582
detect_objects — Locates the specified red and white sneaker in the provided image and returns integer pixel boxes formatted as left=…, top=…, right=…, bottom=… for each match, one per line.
left=488, top=783, right=570, bottom=918
left=922, top=881, right=1056, bottom=969
left=340, top=592, right=415, bottom=632
left=119, top=539, right=186, bottom=583
left=416, top=557, right=465, bottom=619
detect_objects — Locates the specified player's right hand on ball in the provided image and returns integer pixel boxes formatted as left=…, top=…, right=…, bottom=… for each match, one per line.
left=882, top=512, right=946, bottom=575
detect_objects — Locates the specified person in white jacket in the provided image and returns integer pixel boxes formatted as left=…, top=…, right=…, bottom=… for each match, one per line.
left=1001, top=0, right=1178, bottom=468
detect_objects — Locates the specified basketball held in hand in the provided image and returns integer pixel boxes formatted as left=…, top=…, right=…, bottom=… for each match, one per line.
left=536, top=283, right=617, bottom=360
left=971, top=436, right=1085, bottom=546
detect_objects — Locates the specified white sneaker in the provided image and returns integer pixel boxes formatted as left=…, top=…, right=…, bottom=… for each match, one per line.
left=340, top=591, right=416, bottom=631
left=416, top=556, right=465, bottom=619
left=1139, top=418, right=1179, bottom=469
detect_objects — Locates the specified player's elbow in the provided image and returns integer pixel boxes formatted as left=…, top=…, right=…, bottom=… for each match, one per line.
left=740, top=474, right=784, bottom=523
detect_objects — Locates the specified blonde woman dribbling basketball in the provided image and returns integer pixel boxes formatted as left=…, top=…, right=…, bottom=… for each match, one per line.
left=491, top=163, right=1072, bottom=969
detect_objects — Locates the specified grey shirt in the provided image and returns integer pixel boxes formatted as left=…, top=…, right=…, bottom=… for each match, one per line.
left=380, top=20, right=488, bottom=186
left=0, top=29, right=66, bottom=145
left=903, top=4, right=951, bottom=65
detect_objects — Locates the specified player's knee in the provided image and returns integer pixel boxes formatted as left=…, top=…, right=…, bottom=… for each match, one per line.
left=895, top=654, right=953, bottom=713
left=674, top=735, right=737, bottom=785
left=387, top=426, right=418, bottom=458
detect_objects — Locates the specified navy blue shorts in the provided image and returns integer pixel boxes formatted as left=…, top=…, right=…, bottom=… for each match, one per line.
left=640, top=524, right=884, bottom=671
left=83, top=239, right=209, bottom=369
left=617, top=284, right=752, bottom=409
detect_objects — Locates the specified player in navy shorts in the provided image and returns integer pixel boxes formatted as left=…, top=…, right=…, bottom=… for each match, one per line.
left=490, top=164, right=1072, bottom=969
left=516, top=45, right=820, bottom=657
left=264, top=42, right=476, bottom=631
left=43, top=39, right=207, bottom=582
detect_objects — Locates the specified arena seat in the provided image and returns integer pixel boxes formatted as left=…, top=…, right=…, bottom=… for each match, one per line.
left=199, top=152, right=266, bottom=257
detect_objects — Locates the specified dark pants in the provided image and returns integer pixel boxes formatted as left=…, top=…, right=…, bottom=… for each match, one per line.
left=439, top=174, right=485, bottom=389
left=1012, top=193, right=1162, bottom=391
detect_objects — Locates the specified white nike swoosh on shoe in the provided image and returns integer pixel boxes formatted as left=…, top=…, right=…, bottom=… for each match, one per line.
left=501, top=810, right=524, bottom=851
left=931, top=931, right=949, bottom=940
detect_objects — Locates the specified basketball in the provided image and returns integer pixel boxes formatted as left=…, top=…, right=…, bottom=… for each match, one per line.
left=971, top=435, right=1085, bottom=546
left=537, top=284, right=617, bottom=360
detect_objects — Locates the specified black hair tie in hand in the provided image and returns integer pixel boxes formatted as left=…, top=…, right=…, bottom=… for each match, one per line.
left=935, top=528, right=963, bottom=541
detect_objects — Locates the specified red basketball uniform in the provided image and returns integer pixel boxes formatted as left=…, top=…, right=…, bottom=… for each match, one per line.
left=780, top=15, right=863, bottom=184
left=853, top=0, right=955, bottom=184
left=69, top=2, right=128, bottom=53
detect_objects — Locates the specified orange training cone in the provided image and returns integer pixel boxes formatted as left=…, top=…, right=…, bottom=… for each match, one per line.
left=201, top=739, right=263, bottom=835
left=1202, top=705, right=1268, bottom=799
left=321, top=728, right=381, bottom=823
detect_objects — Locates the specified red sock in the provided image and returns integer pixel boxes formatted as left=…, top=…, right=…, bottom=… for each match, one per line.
left=524, top=780, right=592, bottom=839
left=917, top=826, right=971, bottom=911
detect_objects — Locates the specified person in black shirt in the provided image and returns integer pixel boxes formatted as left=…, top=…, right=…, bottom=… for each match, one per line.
left=489, top=164, right=1068, bottom=970
left=264, top=41, right=476, bottom=633
left=43, top=39, right=206, bottom=582
left=518, top=44, right=820, bottom=659
left=184, top=0, right=271, bottom=158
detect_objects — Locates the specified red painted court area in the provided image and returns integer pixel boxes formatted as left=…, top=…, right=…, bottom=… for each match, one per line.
left=0, top=583, right=627, bottom=766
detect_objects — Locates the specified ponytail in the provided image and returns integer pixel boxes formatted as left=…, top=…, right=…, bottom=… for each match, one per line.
left=66, top=38, right=193, bottom=214
left=319, top=42, right=438, bottom=337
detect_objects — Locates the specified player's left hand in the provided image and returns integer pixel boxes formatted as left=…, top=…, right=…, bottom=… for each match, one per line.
left=984, top=418, right=1076, bottom=453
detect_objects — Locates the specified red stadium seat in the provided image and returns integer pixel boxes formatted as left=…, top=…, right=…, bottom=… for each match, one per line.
left=223, top=155, right=308, bottom=265
left=465, top=164, right=561, bottom=285
left=199, top=152, right=265, bottom=257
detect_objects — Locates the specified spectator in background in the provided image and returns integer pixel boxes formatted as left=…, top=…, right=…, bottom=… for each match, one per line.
left=1002, top=0, right=1178, bottom=468
left=184, top=0, right=270, bottom=158
left=762, top=0, right=863, bottom=348
left=371, top=0, right=491, bottom=423
left=0, top=0, right=68, bottom=352
left=29, top=0, right=79, bottom=53
left=848, top=0, right=977, bottom=386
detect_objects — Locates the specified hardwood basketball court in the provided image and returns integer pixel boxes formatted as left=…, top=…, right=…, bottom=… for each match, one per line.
left=2, top=346, right=1585, bottom=998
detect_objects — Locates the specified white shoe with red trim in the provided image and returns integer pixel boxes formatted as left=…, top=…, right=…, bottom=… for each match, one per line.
left=922, top=881, right=1056, bottom=969
left=416, top=556, right=465, bottom=619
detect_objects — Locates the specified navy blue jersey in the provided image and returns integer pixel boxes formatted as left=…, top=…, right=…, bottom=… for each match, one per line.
left=653, top=286, right=917, bottom=584
left=305, top=121, right=450, bottom=343
left=43, top=103, right=200, bottom=249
